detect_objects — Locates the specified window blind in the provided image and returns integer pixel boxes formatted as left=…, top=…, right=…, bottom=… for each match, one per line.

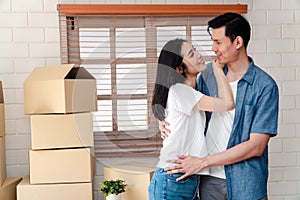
left=57, top=4, right=247, bottom=157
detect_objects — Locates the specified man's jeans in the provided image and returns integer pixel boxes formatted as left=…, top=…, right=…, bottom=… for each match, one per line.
left=148, top=168, right=199, bottom=200
left=199, top=175, right=268, bottom=200
left=200, top=175, right=228, bottom=200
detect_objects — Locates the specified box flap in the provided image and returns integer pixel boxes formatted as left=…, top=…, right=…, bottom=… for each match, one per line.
left=65, top=67, right=95, bottom=79
left=1, top=177, right=22, bottom=188
left=0, top=81, right=3, bottom=104
left=24, top=64, right=75, bottom=82
left=0, top=177, right=22, bottom=200
left=0, top=137, right=6, bottom=186
left=17, top=176, right=29, bottom=186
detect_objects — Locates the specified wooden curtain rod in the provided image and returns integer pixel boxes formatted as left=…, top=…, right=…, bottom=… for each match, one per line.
left=57, top=4, right=248, bottom=16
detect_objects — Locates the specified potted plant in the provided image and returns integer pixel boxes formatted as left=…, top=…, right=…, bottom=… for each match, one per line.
left=99, top=179, right=128, bottom=200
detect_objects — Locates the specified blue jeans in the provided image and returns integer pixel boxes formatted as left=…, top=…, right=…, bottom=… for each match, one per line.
left=148, top=168, right=200, bottom=200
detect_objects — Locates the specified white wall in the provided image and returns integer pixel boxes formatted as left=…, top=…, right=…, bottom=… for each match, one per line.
left=0, top=0, right=299, bottom=199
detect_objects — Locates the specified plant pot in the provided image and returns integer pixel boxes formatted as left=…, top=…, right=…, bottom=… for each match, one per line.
left=106, top=194, right=121, bottom=200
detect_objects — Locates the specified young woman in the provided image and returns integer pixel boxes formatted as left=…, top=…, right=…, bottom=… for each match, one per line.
left=149, top=38, right=235, bottom=200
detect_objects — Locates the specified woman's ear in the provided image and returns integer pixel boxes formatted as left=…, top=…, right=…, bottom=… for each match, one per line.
left=176, top=66, right=184, bottom=74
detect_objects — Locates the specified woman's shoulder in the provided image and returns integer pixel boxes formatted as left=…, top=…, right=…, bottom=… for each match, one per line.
left=170, top=83, right=203, bottom=99
left=170, top=83, right=194, bottom=93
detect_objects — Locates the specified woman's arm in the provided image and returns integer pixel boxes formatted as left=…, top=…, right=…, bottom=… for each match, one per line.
left=195, top=59, right=235, bottom=112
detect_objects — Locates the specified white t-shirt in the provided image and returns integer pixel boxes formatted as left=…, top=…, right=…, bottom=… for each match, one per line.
left=205, top=80, right=238, bottom=179
left=157, top=83, right=209, bottom=175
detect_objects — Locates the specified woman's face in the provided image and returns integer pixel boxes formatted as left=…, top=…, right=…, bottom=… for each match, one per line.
left=181, top=42, right=206, bottom=75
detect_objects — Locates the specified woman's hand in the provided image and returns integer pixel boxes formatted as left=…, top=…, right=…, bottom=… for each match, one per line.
left=212, top=58, right=224, bottom=70
left=159, top=121, right=171, bottom=140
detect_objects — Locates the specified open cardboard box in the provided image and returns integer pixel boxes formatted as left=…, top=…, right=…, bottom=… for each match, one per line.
left=104, top=162, right=156, bottom=200
left=0, top=137, right=6, bottom=186
left=0, top=177, right=22, bottom=200
left=17, top=176, right=92, bottom=200
left=30, top=148, right=94, bottom=184
left=24, top=64, right=97, bottom=114
left=0, top=81, right=5, bottom=137
left=31, top=113, right=94, bottom=150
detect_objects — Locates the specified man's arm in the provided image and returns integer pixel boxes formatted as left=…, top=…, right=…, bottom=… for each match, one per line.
left=165, top=133, right=270, bottom=181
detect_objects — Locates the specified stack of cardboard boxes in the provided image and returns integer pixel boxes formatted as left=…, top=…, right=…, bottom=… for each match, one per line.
left=0, top=81, right=22, bottom=200
left=17, top=64, right=97, bottom=200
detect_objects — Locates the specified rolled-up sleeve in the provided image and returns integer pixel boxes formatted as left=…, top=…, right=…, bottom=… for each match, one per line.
left=250, top=84, right=279, bottom=136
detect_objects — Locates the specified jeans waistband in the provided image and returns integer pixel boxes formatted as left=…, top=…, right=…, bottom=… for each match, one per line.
left=155, top=167, right=199, bottom=178
left=155, top=167, right=167, bottom=173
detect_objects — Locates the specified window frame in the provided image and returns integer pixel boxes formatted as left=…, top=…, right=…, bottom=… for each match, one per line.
left=57, top=4, right=248, bottom=157
left=57, top=4, right=247, bottom=16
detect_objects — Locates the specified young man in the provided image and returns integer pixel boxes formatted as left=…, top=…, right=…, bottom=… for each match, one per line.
left=162, top=12, right=279, bottom=200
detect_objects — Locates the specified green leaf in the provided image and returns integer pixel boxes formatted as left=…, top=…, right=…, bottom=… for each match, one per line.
left=99, top=179, right=128, bottom=196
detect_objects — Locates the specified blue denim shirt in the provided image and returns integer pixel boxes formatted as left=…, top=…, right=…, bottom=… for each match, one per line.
left=197, top=57, right=279, bottom=200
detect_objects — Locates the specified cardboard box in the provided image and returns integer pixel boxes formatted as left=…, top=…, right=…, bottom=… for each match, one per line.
left=24, top=64, right=97, bottom=114
left=0, top=81, right=5, bottom=137
left=0, top=177, right=22, bottom=200
left=17, top=176, right=92, bottom=200
left=30, top=148, right=94, bottom=184
left=31, top=113, right=94, bottom=150
left=0, top=137, right=6, bottom=186
left=104, top=162, right=155, bottom=200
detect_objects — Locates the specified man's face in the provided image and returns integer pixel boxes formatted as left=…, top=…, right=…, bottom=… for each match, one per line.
left=211, top=26, right=238, bottom=65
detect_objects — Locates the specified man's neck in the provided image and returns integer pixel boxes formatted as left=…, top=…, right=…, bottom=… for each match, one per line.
left=226, top=53, right=250, bottom=82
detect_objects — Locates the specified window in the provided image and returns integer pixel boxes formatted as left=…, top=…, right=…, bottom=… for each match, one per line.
left=58, top=4, right=247, bottom=157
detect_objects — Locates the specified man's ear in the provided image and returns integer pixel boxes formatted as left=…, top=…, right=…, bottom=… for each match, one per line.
left=176, top=66, right=184, bottom=74
left=235, top=36, right=244, bottom=50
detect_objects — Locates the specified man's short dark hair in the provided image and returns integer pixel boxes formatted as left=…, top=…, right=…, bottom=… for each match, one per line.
left=207, top=12, right=251, bottom=49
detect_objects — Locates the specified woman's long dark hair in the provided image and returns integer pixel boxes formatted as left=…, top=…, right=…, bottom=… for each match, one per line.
left=151, top=38, right=187, bottom=121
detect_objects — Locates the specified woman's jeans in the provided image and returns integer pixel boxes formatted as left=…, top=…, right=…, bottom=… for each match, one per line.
left=148, top=168, right=200, bottom=200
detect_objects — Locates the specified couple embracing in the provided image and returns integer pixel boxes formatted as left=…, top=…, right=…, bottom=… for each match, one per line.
left=149, top=12, right=278, bottom=200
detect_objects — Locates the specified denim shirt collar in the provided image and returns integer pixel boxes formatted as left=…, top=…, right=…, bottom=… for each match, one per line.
left=224, top=56, right=256, bottom=85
